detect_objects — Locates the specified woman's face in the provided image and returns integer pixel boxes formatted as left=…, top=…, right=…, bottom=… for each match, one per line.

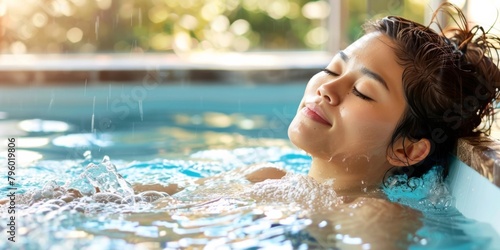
left=288, top=32, right=406, bottom=170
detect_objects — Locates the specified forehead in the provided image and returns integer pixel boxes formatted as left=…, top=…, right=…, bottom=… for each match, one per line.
left=344, top=32, right=396, bottom=56
left=342, top=32, right=405, bottom=99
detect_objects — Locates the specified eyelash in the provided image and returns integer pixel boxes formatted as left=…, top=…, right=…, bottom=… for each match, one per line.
left=321, top=68, right=338, bottom=76
left=321, top=68, right=374, bottom=102
left=352, top=87, right=373, bottom=101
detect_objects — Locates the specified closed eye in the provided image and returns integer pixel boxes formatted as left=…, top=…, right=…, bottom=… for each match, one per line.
left=322, top=68, right=374, bottom=101
left=321, top=68, right=339, bottom=76
left=352, top=87, right=373, bottom=101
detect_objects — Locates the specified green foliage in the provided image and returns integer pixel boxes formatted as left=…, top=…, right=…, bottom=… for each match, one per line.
left=0, top=0, right=426, bottom=54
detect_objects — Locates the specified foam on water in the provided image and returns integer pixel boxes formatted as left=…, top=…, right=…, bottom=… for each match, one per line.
left=246, top=173, right=340, bottom=212
left=383, top=166, right=455, bottom=212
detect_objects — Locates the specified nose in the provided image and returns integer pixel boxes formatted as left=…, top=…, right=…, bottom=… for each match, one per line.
left=317, top=83, right=340, bottom=106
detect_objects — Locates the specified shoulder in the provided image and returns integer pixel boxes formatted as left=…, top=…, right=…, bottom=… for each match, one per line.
left=243, top=163, right=287, bottom=183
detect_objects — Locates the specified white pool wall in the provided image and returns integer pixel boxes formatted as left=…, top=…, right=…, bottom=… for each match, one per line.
left=447, top=156, right=500, bottom=235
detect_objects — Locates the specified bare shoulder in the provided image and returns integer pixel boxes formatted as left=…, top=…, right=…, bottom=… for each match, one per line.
left=132, top=163, right=286, bottom=194
left=195, top=162, right=287, bottom=184
left=242, top=163, right=287, bottom=183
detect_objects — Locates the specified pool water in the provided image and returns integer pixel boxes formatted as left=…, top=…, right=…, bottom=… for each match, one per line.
left=0, top=84, right=499, bottom=249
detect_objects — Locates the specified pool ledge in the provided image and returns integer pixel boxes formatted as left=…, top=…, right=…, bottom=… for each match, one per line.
left=0, top=52, right=331, bottom=85
left=456, top=136, right=500, bottom=187
left=448, top=137, right=500, bottom=236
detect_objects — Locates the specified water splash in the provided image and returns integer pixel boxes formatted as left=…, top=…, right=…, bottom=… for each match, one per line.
left=65, top=156, right=135, bottom=201
left=1, top=148, right=497, bottom=249
left=84, top=157, right=134, bottom=198
left=83, top=150, right=93, bottom=162
left=383, top=166, right=454, bottom=211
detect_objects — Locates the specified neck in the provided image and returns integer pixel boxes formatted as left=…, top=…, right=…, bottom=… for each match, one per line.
left=308, top=155, right=391, bottom=194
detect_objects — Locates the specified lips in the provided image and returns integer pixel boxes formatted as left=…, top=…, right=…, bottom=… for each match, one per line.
left=301, top=104, right=331, bottom=126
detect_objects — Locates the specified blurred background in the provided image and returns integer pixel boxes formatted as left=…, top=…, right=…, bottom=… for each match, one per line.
left=1, top=0, right=495, bottom=56
left=0, top=0, right=496, bottom=85
left=0, top=0, right=430, bottom=54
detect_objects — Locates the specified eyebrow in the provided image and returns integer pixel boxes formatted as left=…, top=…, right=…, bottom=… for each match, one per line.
left=338, top=51, right=390, bottom=92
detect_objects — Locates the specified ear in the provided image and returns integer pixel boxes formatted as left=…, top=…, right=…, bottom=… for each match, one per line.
left=387, top=138, right=431, bottom=167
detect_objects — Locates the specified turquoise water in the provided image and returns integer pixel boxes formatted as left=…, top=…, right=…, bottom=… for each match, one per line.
left=0, top=84, right=499, bottom=249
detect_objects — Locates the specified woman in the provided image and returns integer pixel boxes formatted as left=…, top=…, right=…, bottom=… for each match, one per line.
left=3, top=4, right=498, bottom=202
left=290, top=3, right=500, bottom=193
left=133, top=3, right=500, bottom=198
left=2, top=3, right=498, bottom=248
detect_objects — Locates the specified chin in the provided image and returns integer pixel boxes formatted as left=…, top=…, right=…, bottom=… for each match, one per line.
left=287, top=113, right=303, bottom=140
left=287, top=122, right=299, bottom=146
left=288, top=121, right=315, bottom=154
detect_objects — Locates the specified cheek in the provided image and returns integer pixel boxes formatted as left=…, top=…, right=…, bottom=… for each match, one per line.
left=304, top=74, right=323, bottom=94
left=288, top=114, right=310, bottom=146
left=342, top=106, right=398, bottom=151
left=288, top=114, right=328, bottom=152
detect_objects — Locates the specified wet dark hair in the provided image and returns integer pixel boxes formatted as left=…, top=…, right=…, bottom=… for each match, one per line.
left=364, top=3, right=500, bottom=177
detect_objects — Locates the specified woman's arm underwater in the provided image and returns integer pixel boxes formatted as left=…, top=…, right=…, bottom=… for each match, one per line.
left=132, top=163, right=287, bottom=195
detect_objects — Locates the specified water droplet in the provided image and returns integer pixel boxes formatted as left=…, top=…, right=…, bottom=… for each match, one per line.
left=138, top=100, right=143, bottom=121
left=83, top=150, right=92, bottom=160
left=318, top=220, right=328, bottom=228
left=95, top=16, right=100, bottom=40
left=138, top=8, right=142, bottom=27
left=84, top=79, right=87, bottom=96
left=91, top=96, right=96, bottom=134
left=48, top=91, right=54, bottom=111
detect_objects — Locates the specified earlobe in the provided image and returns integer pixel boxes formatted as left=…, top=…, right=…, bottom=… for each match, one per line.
left=387, top=138, right=431, bottom=167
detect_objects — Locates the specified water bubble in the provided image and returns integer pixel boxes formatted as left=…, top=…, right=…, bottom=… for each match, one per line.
left=408, top=177, right=423, bottom=190
left=138, top=191, right=170, bottom=203
left=41, top=180, right=61, bottom=198
left=92, top=192, right=123, bottom=204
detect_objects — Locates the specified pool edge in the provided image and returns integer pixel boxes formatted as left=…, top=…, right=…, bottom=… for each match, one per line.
left=448, top=138, right=500, bottom=236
